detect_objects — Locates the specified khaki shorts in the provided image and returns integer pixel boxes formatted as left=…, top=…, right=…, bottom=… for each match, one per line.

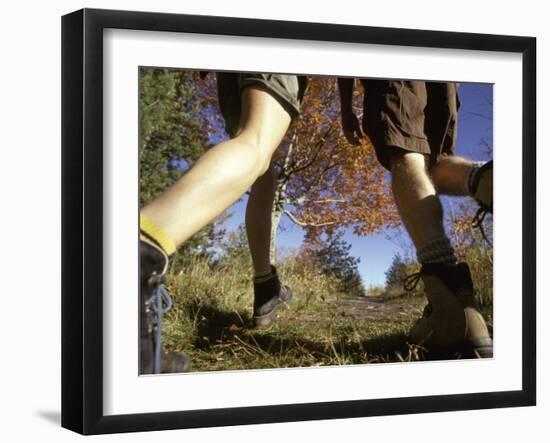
left=217, top=72, right=307, bottom=137
left=360, top=80, right=460, bottom=170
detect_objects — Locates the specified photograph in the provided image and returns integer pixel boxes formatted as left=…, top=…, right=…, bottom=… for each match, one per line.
left=138, top=69, right=494, bottom=374
left=59, top=6, right=537, bottom=435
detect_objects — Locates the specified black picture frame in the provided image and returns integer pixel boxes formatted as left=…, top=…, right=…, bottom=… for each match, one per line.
left=61, top=8, right=536, bottom=435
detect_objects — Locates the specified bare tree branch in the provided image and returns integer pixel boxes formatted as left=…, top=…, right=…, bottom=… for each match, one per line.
left=283, top=210, right=338, bottom=227
left=299, top=161, right=340, bottom=197
left=287, top=125, right=334, bottom=176
left=303, top=198, right=346, bottom=204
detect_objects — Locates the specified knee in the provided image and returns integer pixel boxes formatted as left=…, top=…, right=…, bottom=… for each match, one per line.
left=429, top=155, right=467, bottom=185
left=390, top=151, right=427, bottom=175
left=258, top=161, right=276, bottom=182
left=251, top=143, right=272, bottom=177
left=237, top=133, right=273, bottom=178
left=256, top=155, right=272, bottom=177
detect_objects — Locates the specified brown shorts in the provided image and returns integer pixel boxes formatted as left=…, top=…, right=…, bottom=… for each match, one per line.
left=217, top=72, right=308, bottom=137
left=360, top=80, right=460, bottom=171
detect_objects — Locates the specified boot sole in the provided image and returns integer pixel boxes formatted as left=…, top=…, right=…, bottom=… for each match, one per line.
left=466, top=336, right=493, bottom=359
left=417, top=336, right=493, bottom=360
left=161, top=351, right=192, bottom=373
left=254, top=301, right=290, bottom=327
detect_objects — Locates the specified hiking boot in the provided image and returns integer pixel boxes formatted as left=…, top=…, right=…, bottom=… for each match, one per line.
left=469, top=160, right=493, bottom=213
left=469, top=161, right=493, bottom=243
left=407, top=262, right=493, bottom=358
left=140, top=237, right=191, bottom=374
left=253, top=266, right=292, bottom=328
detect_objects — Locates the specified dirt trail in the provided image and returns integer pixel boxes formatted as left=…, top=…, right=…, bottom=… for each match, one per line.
left=334, top=295, right=421, bottom=319
left=294, top=295, right=422, bottom=323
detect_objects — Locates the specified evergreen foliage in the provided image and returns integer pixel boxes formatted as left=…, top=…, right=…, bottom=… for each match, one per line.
left=384, top=254, right=409, bottom=288
left=139, top=68, right=204, bottom=205
left=312, top=230, right=366, bottom=297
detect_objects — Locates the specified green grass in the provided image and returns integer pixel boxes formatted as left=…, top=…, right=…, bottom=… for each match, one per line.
left=160, top=253, right=492, bottom=372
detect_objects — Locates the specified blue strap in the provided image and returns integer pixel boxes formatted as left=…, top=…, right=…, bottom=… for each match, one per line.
left=149, top=280, right=174, bottom=374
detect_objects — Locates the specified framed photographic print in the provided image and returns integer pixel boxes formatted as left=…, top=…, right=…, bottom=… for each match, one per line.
left=61, top=8, right=536, bottom=435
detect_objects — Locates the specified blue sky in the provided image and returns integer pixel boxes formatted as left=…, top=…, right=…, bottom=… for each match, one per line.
left=219, top=82, right=493, bottom=287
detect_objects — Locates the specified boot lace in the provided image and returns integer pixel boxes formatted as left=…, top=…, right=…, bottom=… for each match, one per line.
left=403, top=271, right=432, bottom=317
left=148, top=276, right=174, bottom=374
left=403, top=272, right=421, bottom=292
left=472, top=206, right=492, bottom=246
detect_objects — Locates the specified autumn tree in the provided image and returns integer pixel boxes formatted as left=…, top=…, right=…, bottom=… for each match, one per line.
left=268, top=77, right=399, bottom=259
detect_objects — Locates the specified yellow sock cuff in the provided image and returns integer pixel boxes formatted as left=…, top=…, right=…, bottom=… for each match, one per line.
left=140, top=214, right=176, bottom=256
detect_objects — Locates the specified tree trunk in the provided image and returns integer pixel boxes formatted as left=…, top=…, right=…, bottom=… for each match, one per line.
left=269, top=131, right=296, bottom=263
left=270, top=208, right=282, bottom=263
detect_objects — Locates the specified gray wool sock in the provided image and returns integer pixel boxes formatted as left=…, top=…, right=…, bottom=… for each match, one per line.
left=417, top=237, right=458, bottom=266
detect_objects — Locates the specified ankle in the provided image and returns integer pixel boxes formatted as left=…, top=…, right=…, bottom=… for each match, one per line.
left=140, top=214, right=176, bottom=256
left=254, top=265, right=276, bottom=283
left=417, top=237, right=457, bottom=266
left=466, top=162, right=485, bottom=196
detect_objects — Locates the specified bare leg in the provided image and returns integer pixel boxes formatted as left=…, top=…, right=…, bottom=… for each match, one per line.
left=141, top=87, right=291, bottom=247
left=246, top=163, right=276, bottom=277
left=391, top=152, right=446, bottom=249
left=430, top=155, right=477, bottom=196
left=247, top=161, right=292, bottom=327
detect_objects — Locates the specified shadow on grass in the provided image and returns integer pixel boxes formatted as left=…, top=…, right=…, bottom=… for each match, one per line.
left=186, top=301, right=418, bottom=363
left=187, top=302, right=252, bottom=348
left=184, top=302, right=483, bottom=364
left=245, top=331, right=416, bottom=363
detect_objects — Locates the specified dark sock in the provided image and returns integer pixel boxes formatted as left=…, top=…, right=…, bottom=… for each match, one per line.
left=254, top=267, right=275, bottom=284
left=253, top=267, right=280, bottom=310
